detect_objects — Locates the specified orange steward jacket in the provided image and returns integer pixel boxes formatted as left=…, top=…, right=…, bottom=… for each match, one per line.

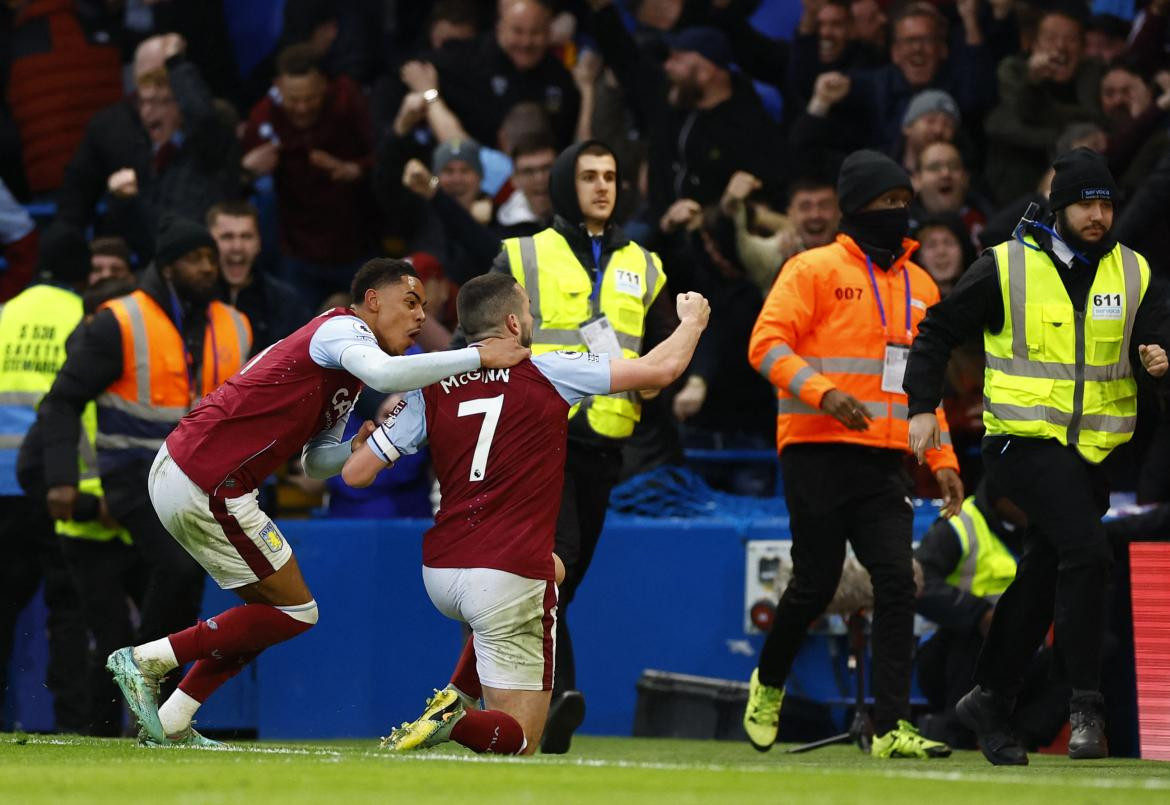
left=749, top=233, right=959, bottom=473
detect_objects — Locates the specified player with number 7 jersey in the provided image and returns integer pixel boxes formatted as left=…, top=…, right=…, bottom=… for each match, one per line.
left=343, top=273, right=710, bottom=757
left=104, top=260, right=530, bottom=750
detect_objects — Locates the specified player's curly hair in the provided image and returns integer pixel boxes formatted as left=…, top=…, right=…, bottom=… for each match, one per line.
left=351, top=258, right=419, bottom=304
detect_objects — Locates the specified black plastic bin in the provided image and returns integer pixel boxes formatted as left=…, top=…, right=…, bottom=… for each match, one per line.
left=633, top=669, right=838, bottom=743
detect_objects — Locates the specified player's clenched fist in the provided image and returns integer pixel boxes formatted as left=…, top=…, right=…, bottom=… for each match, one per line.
left=676, top=292, right=710, bottom=328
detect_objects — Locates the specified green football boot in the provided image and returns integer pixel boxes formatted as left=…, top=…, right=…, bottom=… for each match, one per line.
left=106, top=647, right=166, bottom=744
left=871, top=719, right=952, bottom=759
left=743, top=668, right=785, bottom=752
left=139, top=725, right=227, bottom=749
left=380, top=687, right=466, bottom=752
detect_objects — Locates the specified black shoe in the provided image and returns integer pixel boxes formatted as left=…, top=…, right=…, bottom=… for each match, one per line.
left=955, top=686, right=1029, bottom=766
left=541, top=690, right=585, bottom=755
left=918, top=711, right=977, bottom=750
left=1068, top=694, right=1108, bottom=760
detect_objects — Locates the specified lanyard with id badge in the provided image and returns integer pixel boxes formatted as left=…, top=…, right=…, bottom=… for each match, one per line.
left=579, top=241, right=624, bottom=356
left=865, top=257, right=912, bottom=393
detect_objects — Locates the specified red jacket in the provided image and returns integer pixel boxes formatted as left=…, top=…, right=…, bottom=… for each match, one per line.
left=8, top=0, right=122, bottom=193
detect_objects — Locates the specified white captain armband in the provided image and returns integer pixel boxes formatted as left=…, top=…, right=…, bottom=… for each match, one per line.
left=367, top=423, right=401, bottom=465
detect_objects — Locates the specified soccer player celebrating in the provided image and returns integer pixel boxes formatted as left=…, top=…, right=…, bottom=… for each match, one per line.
left=342, top=273, right=709, bottom=755
left=107, top=259, right=529, bottom=747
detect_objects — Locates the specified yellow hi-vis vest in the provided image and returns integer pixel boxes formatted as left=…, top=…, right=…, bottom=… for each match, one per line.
left=0, top=284, right=128, bottom=542
left=504, top=228, right=666, bottom=439
left=983, top=238, right=1150, bottom=463
left=0, top=284, right=70, bottom=494
left=62, top=402, right=131, bottom=544
left=944, top=497, right=1017, bottom=600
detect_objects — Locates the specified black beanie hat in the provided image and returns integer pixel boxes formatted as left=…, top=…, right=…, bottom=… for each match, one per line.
left=1048, top=147, right=1117, bottom=212
left=155, top=214, right=216, bottom=268
left=836, top=149, right=913, bottom=215
left=37, top=220, right=91, bottom=285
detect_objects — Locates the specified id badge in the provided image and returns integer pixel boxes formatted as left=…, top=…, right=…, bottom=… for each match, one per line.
left=580, top=315, right=622, bottom=356
left=881, top=344, right=909, bottom=394
left=1092, top=292, right=1122, bottom=321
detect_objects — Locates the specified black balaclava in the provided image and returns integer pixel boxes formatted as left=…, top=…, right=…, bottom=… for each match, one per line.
left=836, top=149, right=914, bottom=268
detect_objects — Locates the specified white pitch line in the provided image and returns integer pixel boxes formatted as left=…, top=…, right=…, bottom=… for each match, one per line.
left=325, top=747, right=1170, bottom=791
left=355, top=749, right=1170, bottom=791
left=14, top=736, right=1170, bottom=791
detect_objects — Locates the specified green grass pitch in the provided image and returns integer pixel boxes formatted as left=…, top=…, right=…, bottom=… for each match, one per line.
left=3, top=733, right=1170, bottom=804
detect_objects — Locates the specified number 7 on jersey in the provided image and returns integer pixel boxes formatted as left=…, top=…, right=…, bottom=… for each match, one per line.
left=457, top=395, right=504, bottom=482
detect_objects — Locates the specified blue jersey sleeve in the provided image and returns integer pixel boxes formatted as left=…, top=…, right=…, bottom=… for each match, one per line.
left=531, top=351, right=613, bottom=406
left=367, top=389, right=428, bottom=463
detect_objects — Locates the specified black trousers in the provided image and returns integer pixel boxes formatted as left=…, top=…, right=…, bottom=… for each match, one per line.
left=757, top=444, right=916, bottom=734
left=62, top=501, right=205, bottom=735
left=975, top=436, right=1113, bottom=697
left=551, top=441, right=623, bottom=697
left=115, top=503, right=205, bottom=645
left=0, top=495, right=88, bottom=732
left=917, top=628, right=1068, bottom=749
left=60, top=536, right=144, bottom=736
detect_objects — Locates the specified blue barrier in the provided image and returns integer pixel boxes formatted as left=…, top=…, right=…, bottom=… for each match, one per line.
left=682, top=448, right=776, bottom=464
left=6, top=504, right=943, bottom=737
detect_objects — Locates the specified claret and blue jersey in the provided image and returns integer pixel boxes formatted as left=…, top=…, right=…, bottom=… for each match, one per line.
left=371, top=350, right=611, bottom=582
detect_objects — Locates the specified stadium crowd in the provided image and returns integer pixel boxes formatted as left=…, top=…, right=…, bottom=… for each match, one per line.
left=2, top=0, right=1170, bottom=759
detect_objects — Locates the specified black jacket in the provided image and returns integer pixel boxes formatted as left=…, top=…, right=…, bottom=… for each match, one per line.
left=591, top=3, right=786, bottom=219
left=427, top=35, right=580, bottom=150
left=1116, top=149, right=1170, bottom=278
left=371, top=125, right=529, bottom=282
left=914, top=489, right=1023, bottom=634
left=656, top=227, right=774, bottom=440
left=35, top=264, right=212, bottom=518
left=430, top=190, right=549, bottom=285
left=223, top=271, right=311, bottom=356
left=905, top=224, right=1168, bottom=417
left=56, top=55, right=239, bottom=262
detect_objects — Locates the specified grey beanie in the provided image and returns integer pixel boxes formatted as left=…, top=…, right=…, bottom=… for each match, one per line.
left=431, top=138, right=483, bottom=176
left=902, top=89, right=960, bottom=129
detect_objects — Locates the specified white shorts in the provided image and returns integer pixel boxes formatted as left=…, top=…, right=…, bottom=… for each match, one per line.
left=149, top=444, right=293, bottom=590
left=422, top=566, right=557, bottom=692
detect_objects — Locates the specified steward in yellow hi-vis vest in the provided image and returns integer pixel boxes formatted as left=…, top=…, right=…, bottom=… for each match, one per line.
left=1, top=223, right=129, bottom=547
left=0, top=283, right=82, bottom=495
left=502, top=227, right=663, bottom=439
left=941, top=496, right=1018, bottom=600
left=910, top=480, right=1075, bottom=752
left=917, top=484, right=1022, bottom=614
left=490, top=141, right=666, bottom=740
left=33, top=217, right=251, bottom=708
left=2, top=281, right=130, bottom=544
left=905, top=148, right=1168, bottom=764
left=2, top=222, right=123, bottom=735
